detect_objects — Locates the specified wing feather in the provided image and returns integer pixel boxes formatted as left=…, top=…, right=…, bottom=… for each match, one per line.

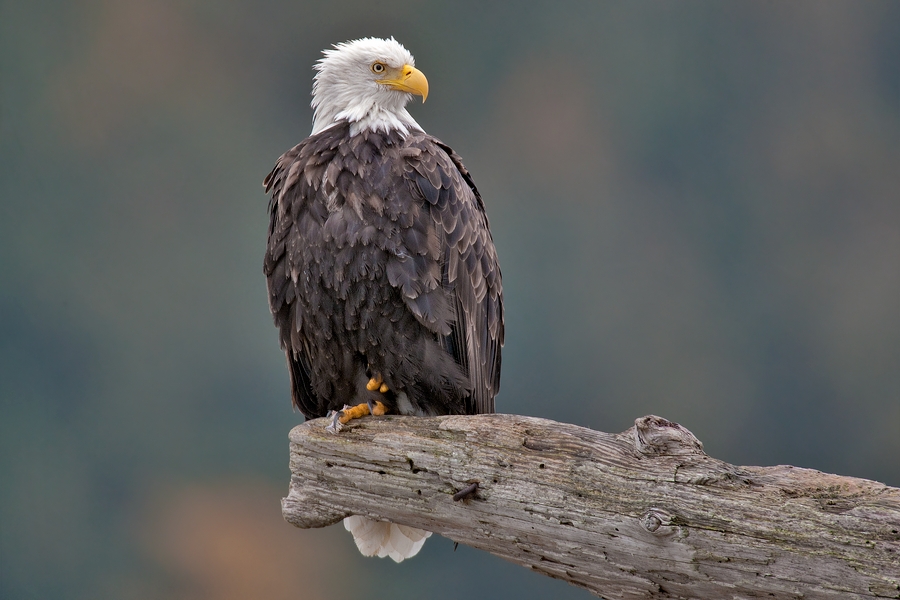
left=397, top=135, right=504, bottom=414
left=264, top=136, right=327, bottom=416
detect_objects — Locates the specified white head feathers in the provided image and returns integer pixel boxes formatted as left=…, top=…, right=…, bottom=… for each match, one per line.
left=311, top=37, right=426, bottom=136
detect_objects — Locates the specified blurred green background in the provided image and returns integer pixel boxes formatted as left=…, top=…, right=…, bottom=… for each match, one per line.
left=2, top=1, right=898, bottom=598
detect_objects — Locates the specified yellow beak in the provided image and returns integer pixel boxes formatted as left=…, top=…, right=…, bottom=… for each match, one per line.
left=379, top=64, right=429, bottom=102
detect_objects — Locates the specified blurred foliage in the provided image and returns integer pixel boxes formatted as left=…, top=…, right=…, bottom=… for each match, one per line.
left=1, top=1, right=898, bottom=598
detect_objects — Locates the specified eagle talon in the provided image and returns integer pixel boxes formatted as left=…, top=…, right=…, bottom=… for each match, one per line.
left=367, top=399, right=387, bottom=416
left=325, top=410, right=345, bottom=434
left=366, top=373, right=385, bottom=392
left=325, top=400, right=388, bottom=433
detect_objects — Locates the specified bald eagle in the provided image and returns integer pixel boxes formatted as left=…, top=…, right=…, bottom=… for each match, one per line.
left=263, top=38, right=503, bottom=561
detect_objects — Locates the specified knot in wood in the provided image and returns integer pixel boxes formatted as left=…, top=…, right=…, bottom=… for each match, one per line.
left=640, top=509, right=677, bottom=537
left=642, top=512, right=663, bottom=532
left=632, top=415, right=705, bottom=456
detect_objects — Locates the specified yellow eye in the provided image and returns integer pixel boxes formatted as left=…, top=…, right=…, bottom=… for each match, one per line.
left=371, top=62, right=386, bottom=74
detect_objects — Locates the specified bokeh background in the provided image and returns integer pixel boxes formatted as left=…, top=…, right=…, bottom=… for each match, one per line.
left=2, top=1, right=898, bottom=598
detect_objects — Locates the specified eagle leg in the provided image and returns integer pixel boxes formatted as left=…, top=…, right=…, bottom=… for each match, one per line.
left=366, top=372, right=390, bottom=394
left=325, top=400, right=388, bottom=434
left=366, top=397, right=387, bottom=417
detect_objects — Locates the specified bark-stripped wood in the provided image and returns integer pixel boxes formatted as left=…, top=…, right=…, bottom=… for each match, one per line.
left=282, top=413, right=900, bottom=599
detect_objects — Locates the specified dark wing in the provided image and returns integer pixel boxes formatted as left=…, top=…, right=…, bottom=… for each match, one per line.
left=400, top=134, right=504, bottom=414
left=262, top=135, right=330, bottom=417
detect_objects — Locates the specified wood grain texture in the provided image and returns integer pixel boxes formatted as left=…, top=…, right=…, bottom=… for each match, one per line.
left=282, top=413, right=900, bottom=599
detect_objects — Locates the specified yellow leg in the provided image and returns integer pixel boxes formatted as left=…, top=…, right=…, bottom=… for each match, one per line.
left=325, top=373, right=390, bottom=434
left=337, top=400, right=388, bottom=424
left=366, top=373, right=390, bottom=395
left=338, top=402, right=371, bottom=423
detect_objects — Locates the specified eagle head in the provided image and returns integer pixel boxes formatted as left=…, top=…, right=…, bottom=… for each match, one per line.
left=310, top=37, right=429, bottom=136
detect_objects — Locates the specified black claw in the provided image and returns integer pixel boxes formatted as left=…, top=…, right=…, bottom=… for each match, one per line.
left=325, top=410, right=344, bottom=433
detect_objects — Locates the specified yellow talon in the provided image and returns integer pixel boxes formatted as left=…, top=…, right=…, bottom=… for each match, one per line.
left=366, top=373, right=390, bottom=394
left=366, top=373, right=383, bottom=392
left=337, top=400, right=388, bottom=424
left=338, top=403, right=371, bottom=424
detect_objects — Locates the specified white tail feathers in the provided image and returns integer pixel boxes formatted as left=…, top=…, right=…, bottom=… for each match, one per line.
left=343, top=516, right=432, bottom=562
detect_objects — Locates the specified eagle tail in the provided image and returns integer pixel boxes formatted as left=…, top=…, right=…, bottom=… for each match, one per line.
left=343, top=515, right=432, bottom=562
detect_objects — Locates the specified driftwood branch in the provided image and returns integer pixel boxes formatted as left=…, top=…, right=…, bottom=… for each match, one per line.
left=282, top=414, right=900, bottom=599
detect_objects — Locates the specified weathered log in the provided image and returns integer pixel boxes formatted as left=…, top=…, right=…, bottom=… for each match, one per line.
left=282, top=413, right=900, bottom=599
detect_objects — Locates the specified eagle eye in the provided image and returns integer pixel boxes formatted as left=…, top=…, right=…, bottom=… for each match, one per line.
left=371, top=62, right=386, bottom=74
